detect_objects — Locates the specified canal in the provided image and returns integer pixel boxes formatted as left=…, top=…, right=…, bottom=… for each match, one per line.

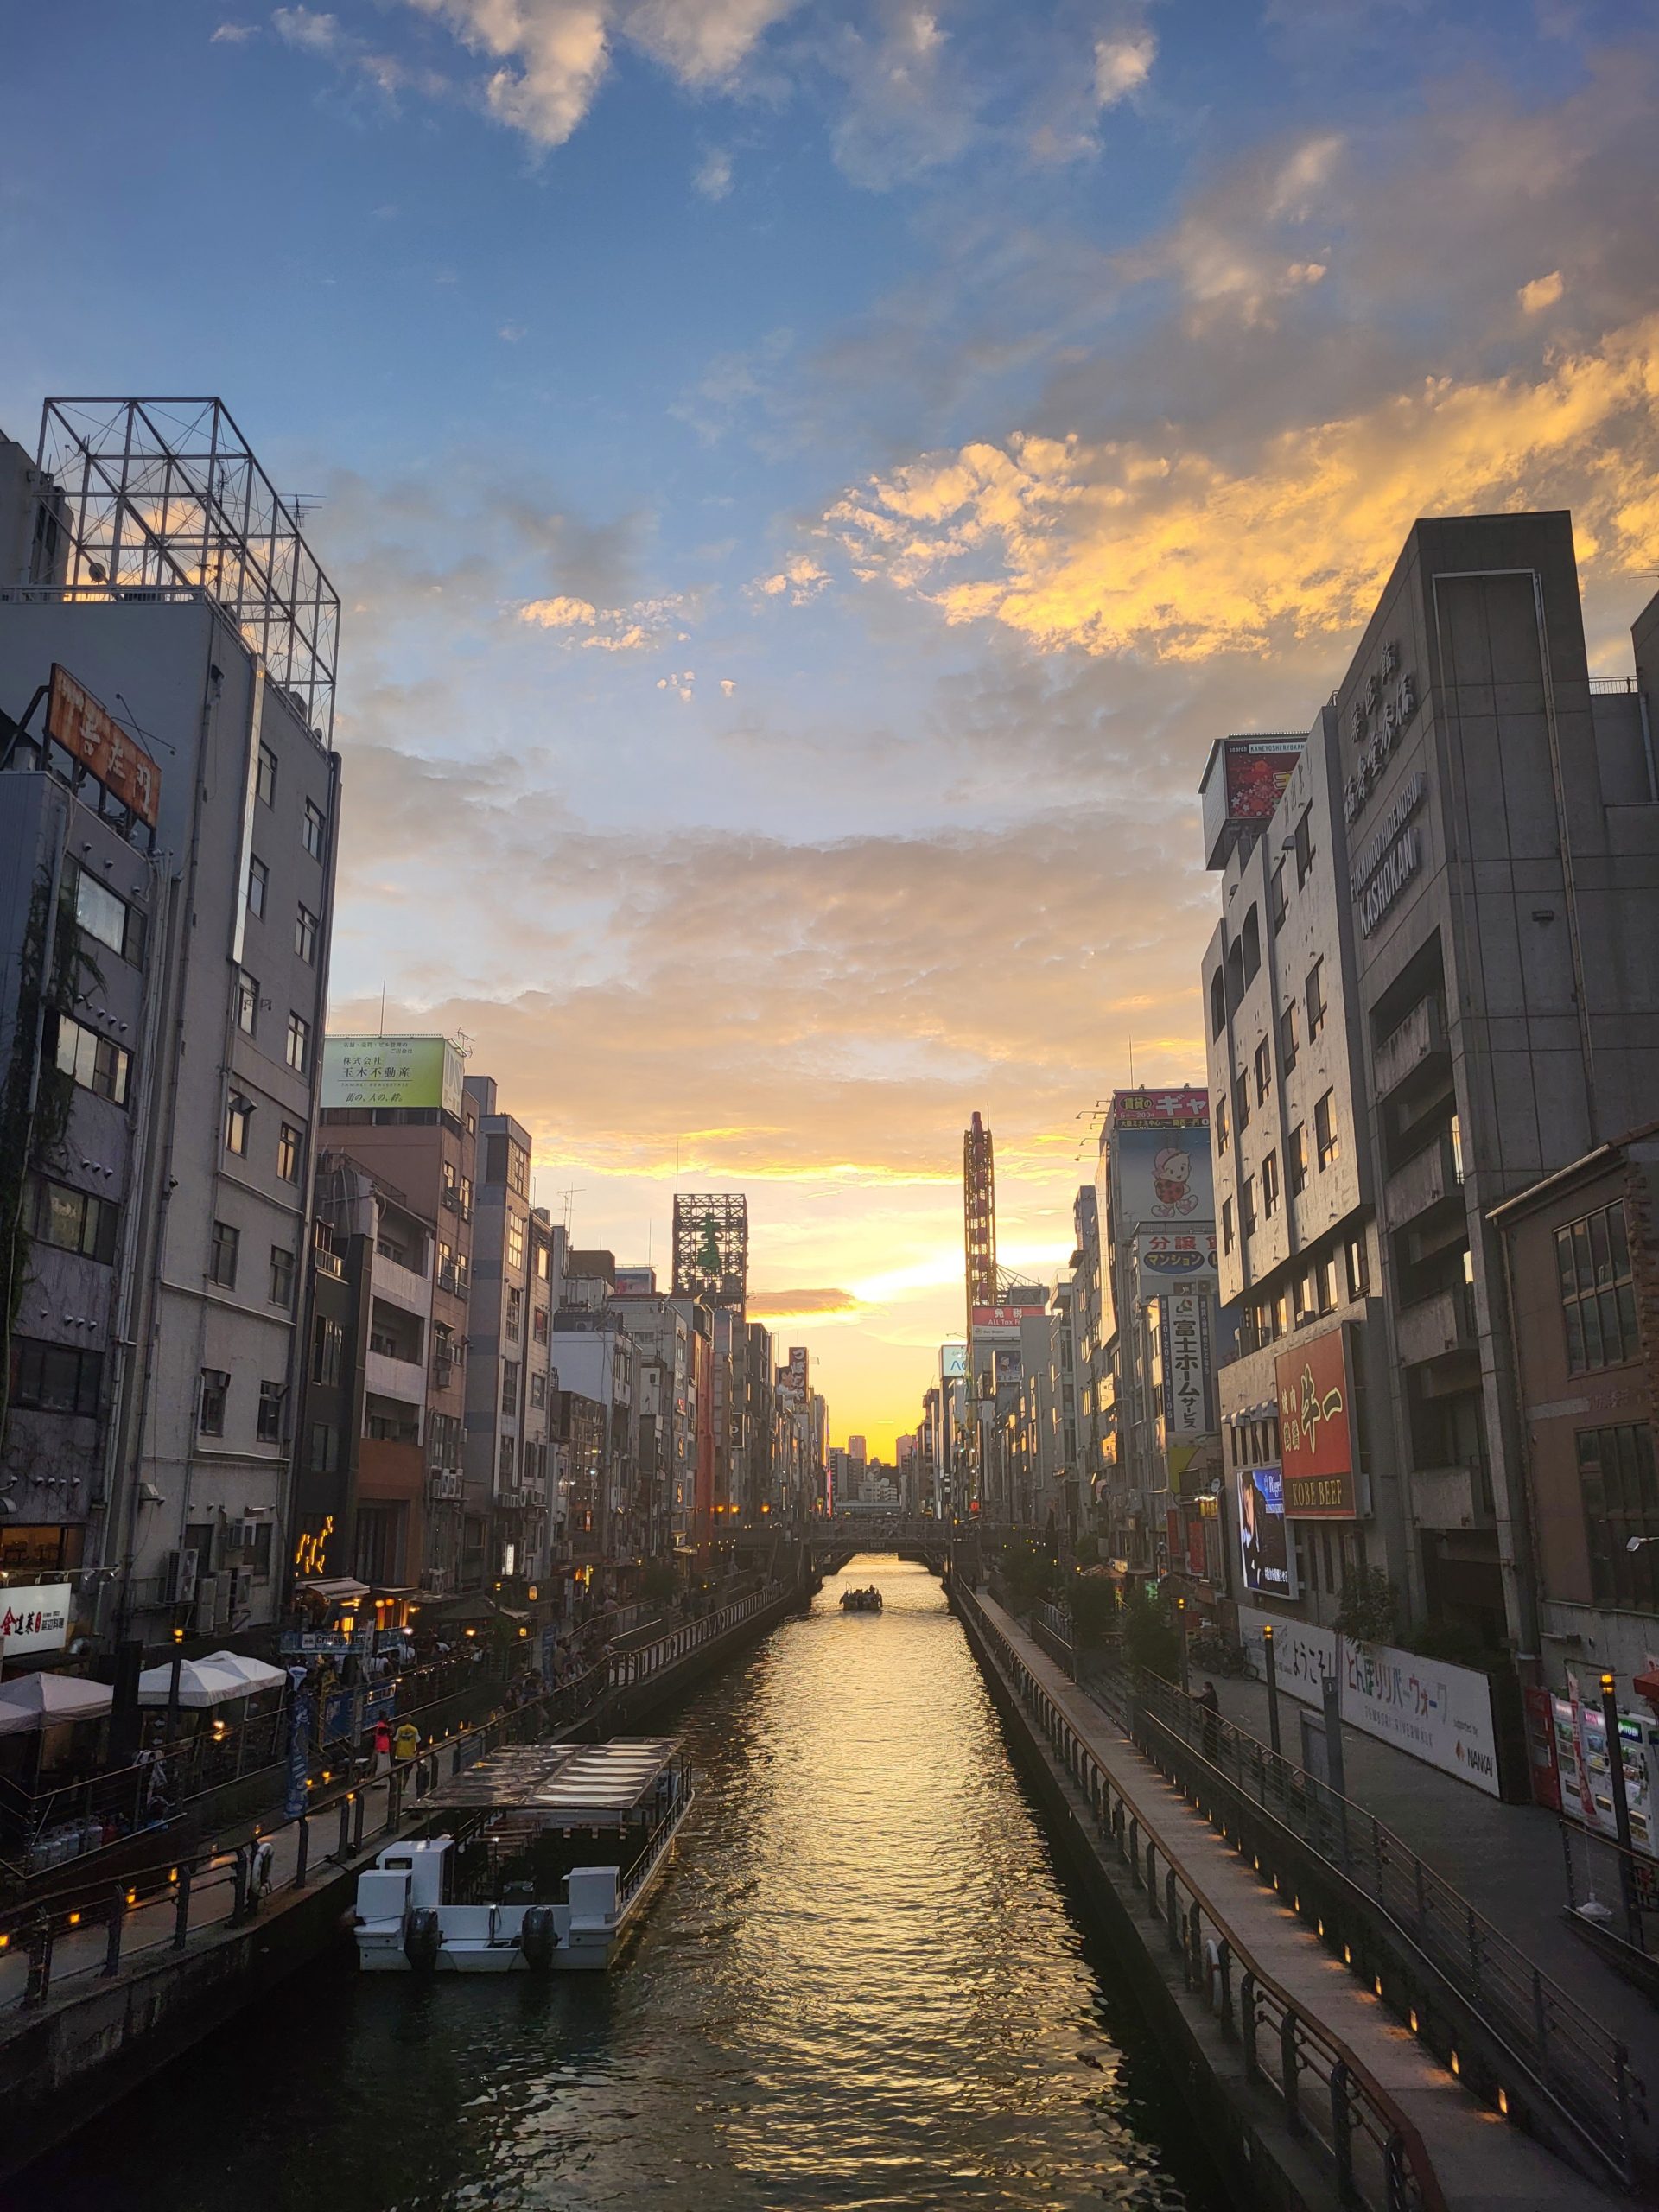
left=23, top=1557, right=1227, bottom=2212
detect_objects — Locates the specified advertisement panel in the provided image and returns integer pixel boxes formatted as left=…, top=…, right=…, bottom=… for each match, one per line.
left=1224, top=737, right=1301, bottom=824
left=969, top=1300, right=1047, bottom=1329
left=321, top=1036, right=465, bottom=1117
left=47, top=664, right=162, bottom=828
left=939, top=1342, right=968, bottom=1380
left=0, top=1582, right=74, bottom=1656
left=1109, top=1087, right=1209, bottom=1130
left=1237, top=1466, right=1298, bottom=1599
left=1136, top=1230, right=1217, bottom=1280
left=1236, top=1606, right=1501, bottom=1797
left=1275, top=1325, right=1358, bottom=1518
left=1110, top=1123, right=1211, bottom=1231
left=1159, top=1291, right=1211, bottom=1438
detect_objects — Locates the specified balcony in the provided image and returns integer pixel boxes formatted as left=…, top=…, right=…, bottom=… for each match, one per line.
left=365, top=1349, right=427, bottom=1408
left=1383, top=1132, right=1461, bottom=1232
left=372, top=1253, right=430, bottom=1317
left=1409, top=1461, right=1493, bottom=1530
left=1394, top=1282, right=1478, bottom=1369
left=1374, top=996, right=1446, bottom=1100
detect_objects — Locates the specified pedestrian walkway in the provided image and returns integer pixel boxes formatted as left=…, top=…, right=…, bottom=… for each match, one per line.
left=1179, top=1661, right=1656, bottom=2171
left=979, top=1595, right=1623, bottom=2211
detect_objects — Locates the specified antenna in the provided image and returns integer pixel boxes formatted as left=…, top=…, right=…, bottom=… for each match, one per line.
left=378, top=983, right=386, bottom=1037
left=1128, top=1033, right=1135, bottom=1084
left=557, top=1186, right=582, bottom=1235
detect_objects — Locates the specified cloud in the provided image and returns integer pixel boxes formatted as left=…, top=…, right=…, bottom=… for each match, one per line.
left=1094, top=30, right=1154, bottom=105
left=1519, top=269, right=1566, bottom=314
left=752, top=552, right=828, bottom=603
left=520, top=594, right=598, bottom=626
left=211, top=21, right=258, bottom=41
left=719, top=677, right=736, bottom=696
left=498, top=321, right=528, bottom=340
left=749, top=1287, right=863, bottom=1317
left=694, top=146, right=734, bottom=200
left=272, top=5, right=342, bottom=54
left=822, top=311, right=1659, bottom=660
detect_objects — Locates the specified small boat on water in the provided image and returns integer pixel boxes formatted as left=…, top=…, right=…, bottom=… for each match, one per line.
left=840, top=1585, right=883, bottom=1612
left=353, top=1737, right=692, bottom=1974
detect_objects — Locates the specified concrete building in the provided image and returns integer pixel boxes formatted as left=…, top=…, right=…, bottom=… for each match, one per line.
left=464, top=1077, right=533, bottom=1582
left=0, top=398, right=342, bottom=1653
left=1491, top=1123, right=1659, bottom=1692
left=1203, top=513, right=1659, bottom=1659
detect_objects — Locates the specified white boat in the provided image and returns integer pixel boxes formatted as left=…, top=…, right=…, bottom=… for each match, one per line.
left=353, top=1737, right=692, bottom=1974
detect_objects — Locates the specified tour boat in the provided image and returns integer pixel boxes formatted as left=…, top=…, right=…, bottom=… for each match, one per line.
left=353, top=1737, right=692, bottom=1974
left=840, top=1586, right=883, bottom=1612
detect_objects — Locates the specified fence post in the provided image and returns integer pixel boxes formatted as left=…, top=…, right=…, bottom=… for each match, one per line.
left=1187, top=1901, right=1203, bottom=1991
left=1128, top=1817, right=1141, bottom=1885
left=1217, top=1938, right=1234, bottom=2032
left=23, top=1910, right=53, bottom=2006
left=1331, top=2059, right=1355, bottom=2202
left=1240, top=1971, right=1257, bottom=2080
left=353, top=1791, right=366, bottom=1853
left=101, top=1885, right=126, bottom=1979
left=172, top=1863, right=192, bottom=1948
left=336, top=1794, right=352, bottom=1862
left=1280, top=2011, right=1300, bottom=2131
left=1146, top=1841, right=1159, bottom=1918
left=231, top=1845, right=251, bottom=1924
left=295, top=1814, right=311, bottom=1889
left=1165, top=1869, right=1179, bottom=1955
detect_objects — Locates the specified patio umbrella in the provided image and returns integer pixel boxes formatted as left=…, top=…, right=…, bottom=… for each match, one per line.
left=136, top=1658, right=250, bottom=1708
left=200, top=1650, right=288, bottom=1694
left=0, top=1671, right=113, bottom=1734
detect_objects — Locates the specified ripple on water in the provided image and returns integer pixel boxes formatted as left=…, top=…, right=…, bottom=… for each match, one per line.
left=19, top=1558, right=1225, bottom=2212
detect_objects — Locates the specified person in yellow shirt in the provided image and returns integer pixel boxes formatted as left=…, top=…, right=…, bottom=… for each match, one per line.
left=392, top=1720, right=420, bottom=1767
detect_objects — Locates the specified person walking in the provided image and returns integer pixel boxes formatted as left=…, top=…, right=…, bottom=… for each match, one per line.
left=371, top=1716, right=392, bottom=1779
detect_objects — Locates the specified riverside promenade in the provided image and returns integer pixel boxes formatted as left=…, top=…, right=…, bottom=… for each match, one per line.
left=960, top=1586, right=1629, bottom=2212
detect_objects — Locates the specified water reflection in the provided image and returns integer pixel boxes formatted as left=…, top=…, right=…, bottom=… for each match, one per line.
left=22, top=1557, right=1224, bottom=2212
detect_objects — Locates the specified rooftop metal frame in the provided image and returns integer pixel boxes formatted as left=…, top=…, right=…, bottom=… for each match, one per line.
left=37, top=397, right=340, bottom=746
left=671, top=1192, right=749, bottom=1312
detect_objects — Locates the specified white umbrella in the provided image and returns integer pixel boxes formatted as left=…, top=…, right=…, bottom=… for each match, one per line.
left=136, top=1658, right=250, bottom=1708
left=0, top=1671, right=113, bottom=1734
left=200, top=1649, right=287, bottom=1694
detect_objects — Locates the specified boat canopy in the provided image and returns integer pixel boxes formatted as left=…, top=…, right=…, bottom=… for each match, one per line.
left=424, top=1738, right=678, bottom=1822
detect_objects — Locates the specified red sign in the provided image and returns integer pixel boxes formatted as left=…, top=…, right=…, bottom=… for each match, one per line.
left=1109, top=1087, right=1209, bottom=1130
left=1224, top=739, right=1301, bottom=824
left=47, top=664, right=161, bottom=828
left=1274, top=1324, right=1357, bottom=1517
left=970, top=1301, right=1046, bottom=1329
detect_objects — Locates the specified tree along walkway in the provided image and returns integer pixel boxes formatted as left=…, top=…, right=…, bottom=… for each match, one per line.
left=976, top=1592, right=1623, bottom=2212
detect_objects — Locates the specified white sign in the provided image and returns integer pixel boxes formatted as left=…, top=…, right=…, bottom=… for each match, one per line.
left=0, top=1582, right=74, bottom=1656
left=1236, top=1605, right=1501, bottom=1797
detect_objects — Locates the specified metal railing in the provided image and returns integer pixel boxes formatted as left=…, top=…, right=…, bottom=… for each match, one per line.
left=957, top=1584, right=1445, bottom=2212
left=0, top=1582, right=787, bottom=2015
left=1031, top=1601, right=1076, bottom=1677
left=1128, top=1666, right=1641, bottom=2189
left=1560, top=1819, right=1659, bottom=1974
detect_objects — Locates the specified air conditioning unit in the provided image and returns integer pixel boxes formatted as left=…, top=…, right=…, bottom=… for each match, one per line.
left=429, top=1467, right=462, bottom=1503
left=225, top=1567, right=251, bottom=1626
left=191, top=1573, right=220, bottom=1631
left=166, top=1548, right=199, bottom=1605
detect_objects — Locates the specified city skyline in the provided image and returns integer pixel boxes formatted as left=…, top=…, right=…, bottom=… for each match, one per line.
left=6, top=1, right=1657, bottom=1452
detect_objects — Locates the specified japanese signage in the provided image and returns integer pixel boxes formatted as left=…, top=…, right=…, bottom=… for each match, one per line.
left=1343, top=638, right=1418, bottom=828
left=1109, top=1125, right=1211, bottom=1228
left=970, top=1301, right=1046, bottom=1329
left=1237, top=1466, right=1298, bottom=1598
left=47, top=664, right=161, bottom=827
left=0, top=1581, right=73, bottom=1656
left=1275, top=1325, right=1357, bottom=1518
left=1223, top=738, right=1303, bottom=824
left=1109, top=1087, right=1209, bottom=1130
left=1137, top=1230, right=1217, bottom=1279
left=1236, top=1606, right=1501, bottom=1797
left=321, top=1036, right=465, bottom=1117
left=1159, top=1290, right=1212, bottom=1438
left=1357, top=824, right=1422, bottom=936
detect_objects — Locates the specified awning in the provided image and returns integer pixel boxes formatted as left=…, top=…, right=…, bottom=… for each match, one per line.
left=410, top=1590, right=498, bottom=1624
left=200, top=1649, right=288, bottom=1694
left=137, top=1659, right=251, bottom=1708
left=0, top=1672, right=112, bottom=1734
left=294, top=1578, right=370, bottom=1605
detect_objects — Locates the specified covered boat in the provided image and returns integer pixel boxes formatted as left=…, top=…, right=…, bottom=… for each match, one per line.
left=353, top=1737, right=690, bottom=1974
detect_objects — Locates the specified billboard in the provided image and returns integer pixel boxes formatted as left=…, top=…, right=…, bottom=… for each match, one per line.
left=1158, top=1290, right=1212, bottom=1438
left=1224, top=739, right=1301, bottom=823
left=48, top=664, right=161, bottom=828
left=1136, top=1230, right=1217, bottom=1280
left=0, top=1581, right=74, bottom=1656
left=969, top=1300, right=1046, bottom=1330
left=672, top=1192, right=749, bottom=1312
left=1237, top=1465, right=1298, bottom=1599
left=321, top=1036, right=465, bottom=1118
left=1275, top=1324, right=1358, bottom=1518
left=1109, top=1087, right=1209, bottom=1130
left=1110, top=1124, right=1211, bottom=1230
left=939, top=1342, right=968, bottom=1380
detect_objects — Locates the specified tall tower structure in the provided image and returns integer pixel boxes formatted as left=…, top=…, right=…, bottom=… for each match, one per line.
left=963, top=1111, right=996, bottom=1326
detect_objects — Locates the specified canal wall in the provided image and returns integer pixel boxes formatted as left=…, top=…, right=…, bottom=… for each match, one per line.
left=1, top=1581, right=805, bottom=2178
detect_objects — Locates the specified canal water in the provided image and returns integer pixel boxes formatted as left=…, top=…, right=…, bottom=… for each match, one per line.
left=24, top=1558, right=1226, bottom=2212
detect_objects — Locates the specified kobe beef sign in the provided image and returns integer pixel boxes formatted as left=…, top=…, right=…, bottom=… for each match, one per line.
left=1274, top=1324, right=1357, bottom=1518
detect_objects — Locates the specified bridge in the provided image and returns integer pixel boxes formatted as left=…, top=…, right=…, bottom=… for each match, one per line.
left=806, top=1517, right=953, bottom=1576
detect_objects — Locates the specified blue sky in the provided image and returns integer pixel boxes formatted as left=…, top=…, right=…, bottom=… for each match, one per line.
left=5, top=0, right=1657, bottom=1446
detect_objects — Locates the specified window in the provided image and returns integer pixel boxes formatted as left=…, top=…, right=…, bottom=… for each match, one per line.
left=9, top=1337, right=102, bottom=1417
left=1345, top=1234, right=1370, bottom=1301
left=1255, top=1036, right=1272, bottom=1107
left=1262, top=1149, right=1280, bottom=1220
left=1210, top=970, right=1226, bottom=1039
left=1578, top=1425, right=1659, bottom=1611
left=437, top=1238, right=457, bottom=1293
left=1240, top=1176, right=1257, bottom=1236
left=209, top=1219, right=240, bottom=1287
left=499, top=1436, right=517, bottom=1487
left=505, top=1285, right=523, bottom=1342
left=257, top=1380, right=283, bottom=1443
left=302, top=798, right=327, bottom=861
left=199, top=1368, right=229, bottom=1436
left=312, top=1315, right=343, bottom=1386
left=1315, top=1090, right=1338, bottom=1171
left=1556, top=1202, right=1638, bottom=1374
left=535, top=1242, right=550, bottom=1281
left=235, top=970, right=258, bottom=1035
left=74, top=867, right=145, bottom=965
left=247, top=854, right=268, bottom=918
left=308, top=1421, right=340, bottom=1474
left=286, top=1011, right=310, bottom=1073
left=257, top=741, right=277, bottom=806
left=1270, top=859, right=1287, bottom=931
left=1294, top=804, right=1314, bottom=888
left=1279, top=999, right=1299, bottom=1074
left=530, top=1370, right=547, bottom=1409
left=295, top=904, right=318, bottom=964
left=1232, top=1070, right=1250, bottom=1136
left=276, top=1122, right=302, bottom=1183
left=1319, top=1252, right=1340, bottom=1313
left=502, top=1362, right=520, bottom=1417
left=1287, top=1123, right=1307, bottom=1196
left=54, top=1014, right=131, bottom=1106
left=225, top=1090, right=253, bottom=1156
left=1306, top=958, right=1325, bottom=1041
left=533, top=1306, right=550, bottom=1346
left=270, top=1244, right=296, bottom=1309
left=1215, top=1094, right=1230, bottom=1155
left=507, top=1143, right=530, bottom=1198
left=29, top=1175, right=118, bottom=1263
left=505, top=1212, right=525, bottom=1273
